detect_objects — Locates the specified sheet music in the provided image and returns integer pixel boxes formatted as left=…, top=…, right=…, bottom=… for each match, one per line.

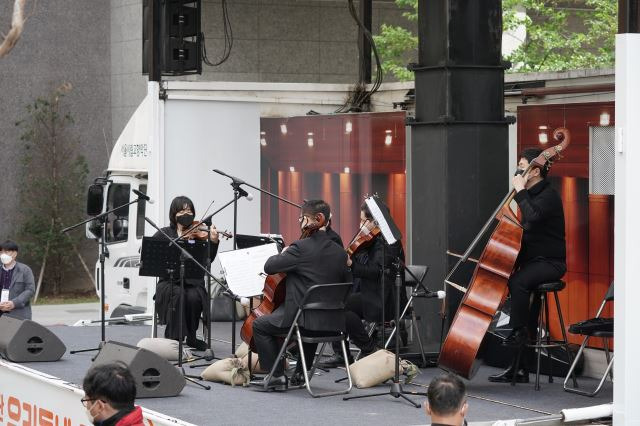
left=365, top=197, right=397, bottom=245
left=218, top=243, right=279, bottom=297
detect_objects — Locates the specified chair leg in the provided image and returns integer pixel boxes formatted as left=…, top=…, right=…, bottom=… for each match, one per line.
left=534, top=293, right=545, bottom=391
left=263, top=325, right=296, bottom=390
left=411, top=308, right=428, bottom=367
left=545, top=293, right=553, bottom=384
left=554, top=291, right=577, bottom=388
left=603, top=338, right=614, bottom=381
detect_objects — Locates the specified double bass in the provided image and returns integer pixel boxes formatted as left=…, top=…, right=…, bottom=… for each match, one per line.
left=438, top=127, right=571, bottom=379
left=240, top=221, right=322, bottom=351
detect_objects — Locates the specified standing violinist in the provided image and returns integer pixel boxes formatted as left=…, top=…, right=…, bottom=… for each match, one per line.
left=154, top=195, right=219, bottom=351
left=320, top=200, right=404, bottom=368
left=488, top=148, right=566, bottom=383
left=250, top=199, right=350, bottom=390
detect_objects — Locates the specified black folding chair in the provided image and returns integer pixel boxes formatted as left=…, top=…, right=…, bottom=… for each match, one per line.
left=563, top=281, right=614, bottom=396
left=263, top=282, right=353, bottom=398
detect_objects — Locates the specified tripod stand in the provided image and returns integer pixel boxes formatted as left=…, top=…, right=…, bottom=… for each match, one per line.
left=141, top=222, right=213, bottom=390
left=62, top=193, right=148, bottom=355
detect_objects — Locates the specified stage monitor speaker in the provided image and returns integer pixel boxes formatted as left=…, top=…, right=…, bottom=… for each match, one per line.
left=91, top=341, right=185, bottom=398
left=0, top=316, right=66, bottom=362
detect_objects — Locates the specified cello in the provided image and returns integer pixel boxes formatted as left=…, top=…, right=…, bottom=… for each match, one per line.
left=240, top=221, right=322, bottom=351
left=438, top=127, right=571, bottom=379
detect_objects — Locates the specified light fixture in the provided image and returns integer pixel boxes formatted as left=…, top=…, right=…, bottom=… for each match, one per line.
left=307, top=132, right=314, bottom=147
left=344, top=167, right=350, bottom=174
left=260, top=131, right=266, bottom=146
left=289, top=166, right=295, bottom=172
left=537, top=125, right=548, bottom=144
left=384, top=130, right=392, bottom=146
left=600, top=112, right=610, bottom=126
left=280, top=124, right=288, bottom=135
left=345, top=121, right=352, bottom=133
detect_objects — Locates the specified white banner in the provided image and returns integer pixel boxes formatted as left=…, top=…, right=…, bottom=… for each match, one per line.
left=0, top=360, right=194, bottom=426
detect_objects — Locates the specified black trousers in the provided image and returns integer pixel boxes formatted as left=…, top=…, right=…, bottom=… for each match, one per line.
left=331, top=293, right=377, bottom=354
left=508, top=257, right=566, bottom=332
left=155, top=281, right=205, bottom=342
left=252, top=314, right=317, bottom=377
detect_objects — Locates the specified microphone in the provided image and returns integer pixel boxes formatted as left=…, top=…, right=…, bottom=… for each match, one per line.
left=426, top=290, right=446, bottom=299
left=133, top=189, right=154, bottom=204
left=236, top=186, right=253, bottom=201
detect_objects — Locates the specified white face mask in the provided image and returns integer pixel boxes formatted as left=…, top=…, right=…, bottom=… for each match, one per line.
left=0, top=254, right=13, bottom=265
left=85, top=401, right=97, bottom=424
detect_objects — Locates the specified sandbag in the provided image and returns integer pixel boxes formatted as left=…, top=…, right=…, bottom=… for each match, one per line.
left=201, top=357, right=249, bottom=386
left=348, top=349, right=396, bottom=388
left=136, top=337, right=190, bottom=361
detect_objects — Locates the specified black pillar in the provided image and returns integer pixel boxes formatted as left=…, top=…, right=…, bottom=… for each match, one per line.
left=358, top=0, right=372, bottom=84
left=408, top=0, right=510, bottom=349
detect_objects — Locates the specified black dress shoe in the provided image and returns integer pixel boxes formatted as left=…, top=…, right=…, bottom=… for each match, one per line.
left=289, top=371, right=306, bottom=387
left=318, top=353, right=352, bottom=368
left=502, top=328, right=528, bottom=347
left=488, top=367, right=529, bottom=383
left=249, top=375, right=288, bottom=390
left=186, top=338, right=208, bottom=351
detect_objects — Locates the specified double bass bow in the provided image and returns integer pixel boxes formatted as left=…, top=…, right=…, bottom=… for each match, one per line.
left=438, top=127, right=571, bottom=379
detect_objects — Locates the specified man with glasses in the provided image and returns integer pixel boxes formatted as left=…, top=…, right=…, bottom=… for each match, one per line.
left=250, top=199, right=350, bottom=390
left=81, top=363, right=143, bottom=426
left=0, top=240, right=35, bottom=320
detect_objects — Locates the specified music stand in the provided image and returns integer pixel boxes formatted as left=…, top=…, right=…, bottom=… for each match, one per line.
left=344, top=196, right=427, bottom=408
left=140, top=236, right=210, bottom=390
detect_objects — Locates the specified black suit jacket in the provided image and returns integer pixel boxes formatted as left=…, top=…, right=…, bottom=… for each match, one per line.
left=263, top=230, right=350, bottom=329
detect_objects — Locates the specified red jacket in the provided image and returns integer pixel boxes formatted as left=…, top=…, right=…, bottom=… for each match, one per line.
left=116, top=406, right=144, bottom=426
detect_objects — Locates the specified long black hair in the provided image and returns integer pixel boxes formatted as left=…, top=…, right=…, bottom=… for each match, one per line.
left=168, top=196, right=195, bottom=228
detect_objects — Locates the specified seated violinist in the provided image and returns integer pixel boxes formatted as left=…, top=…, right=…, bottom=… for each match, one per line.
left=321, top=200, right=404, bottom=368
left=250, top=200, right=350, bottom=390
left=153, top=195, right=219, bottom=351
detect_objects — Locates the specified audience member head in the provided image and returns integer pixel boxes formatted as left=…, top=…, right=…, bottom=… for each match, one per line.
left=82, top=363, right=137, bottom=424
left=426, top=373, right=468, bottom=426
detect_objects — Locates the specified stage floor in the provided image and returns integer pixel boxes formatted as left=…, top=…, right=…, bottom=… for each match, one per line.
left=24, top=322, right=612, bottom=426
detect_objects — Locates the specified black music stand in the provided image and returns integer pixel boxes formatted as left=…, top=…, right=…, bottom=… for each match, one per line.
left=140, top=236, right=210, bottom=390
left=343, top=196, right=427, bottom=408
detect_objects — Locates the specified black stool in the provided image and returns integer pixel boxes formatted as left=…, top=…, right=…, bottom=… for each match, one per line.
left=512, top=280, right=577, bottom=390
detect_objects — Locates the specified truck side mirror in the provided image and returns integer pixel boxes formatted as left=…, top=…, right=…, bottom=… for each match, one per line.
left=87, top=184, right=104, bottom=216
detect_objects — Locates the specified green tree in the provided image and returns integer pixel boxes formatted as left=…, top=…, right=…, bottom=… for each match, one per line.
left=16, top=83, right=89, bottom=296
left=374, top=0, right=617, bottom=80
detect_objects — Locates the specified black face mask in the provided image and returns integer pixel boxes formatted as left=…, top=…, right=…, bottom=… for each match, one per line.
left=176, top=214, right=194, bottom=227
left=514, top=168, right=525, bottom=176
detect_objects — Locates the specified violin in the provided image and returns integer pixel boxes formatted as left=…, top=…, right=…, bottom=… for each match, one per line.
left=181, top=221, right=232, bottom=241
left=346, top=220, right=380, bottom=256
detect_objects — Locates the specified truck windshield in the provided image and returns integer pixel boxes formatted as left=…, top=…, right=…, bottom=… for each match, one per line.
left=106, top=183, right=130, bottom=243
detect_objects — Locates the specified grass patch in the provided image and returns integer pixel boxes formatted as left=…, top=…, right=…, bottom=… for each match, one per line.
left=34, top=291, right=99, bottom=305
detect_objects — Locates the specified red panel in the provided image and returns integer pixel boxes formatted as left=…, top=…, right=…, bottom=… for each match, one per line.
left=517, top=102, right=615, bottom=347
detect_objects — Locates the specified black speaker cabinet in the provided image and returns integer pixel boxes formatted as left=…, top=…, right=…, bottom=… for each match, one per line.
left=91, top=341, right=185, bottom=398
left=0, top=316, right=66, bottom=362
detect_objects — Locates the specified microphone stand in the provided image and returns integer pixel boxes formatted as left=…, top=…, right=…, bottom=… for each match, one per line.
left=212, top=169, right=301, bottom=374
left=143, top=217, right=211, bottom=390
left=62, top=195, right=147, bottom=356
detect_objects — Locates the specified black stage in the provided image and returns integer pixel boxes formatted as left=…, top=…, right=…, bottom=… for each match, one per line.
left=23, top=323, right=612, bottom=425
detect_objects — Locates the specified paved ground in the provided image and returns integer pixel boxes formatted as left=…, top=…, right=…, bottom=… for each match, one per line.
left=32, top=302, right=101, bottom=326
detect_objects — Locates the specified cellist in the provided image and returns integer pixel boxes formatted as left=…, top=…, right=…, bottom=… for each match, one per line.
left=489, top=148, right=567, bottom=384
left=249, top=200, right=350, bottom=390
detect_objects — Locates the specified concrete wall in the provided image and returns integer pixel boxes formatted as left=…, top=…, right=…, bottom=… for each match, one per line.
left=0, top=0, right=111, bottom=288
left=110, top=0, right=416, bottom=142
